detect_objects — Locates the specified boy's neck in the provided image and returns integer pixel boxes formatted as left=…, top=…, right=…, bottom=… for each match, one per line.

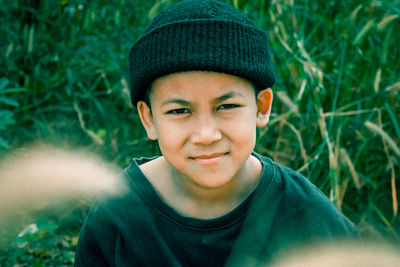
left=140, top=155, right=262, bottom=219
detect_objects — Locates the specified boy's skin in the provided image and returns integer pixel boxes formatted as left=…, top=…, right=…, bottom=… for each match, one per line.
left=137, top=71, right=273, bottom=219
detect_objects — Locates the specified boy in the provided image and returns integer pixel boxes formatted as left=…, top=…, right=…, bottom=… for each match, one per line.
left=75, top=0, right=358, bottom=266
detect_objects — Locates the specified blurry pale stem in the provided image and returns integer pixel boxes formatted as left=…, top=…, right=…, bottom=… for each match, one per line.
left=297, top=80, right=306, bottom=100
left=377, top=14, right=399, bottom=30
left=275, top=25, right=293, bottom=53
left=365, top=118, right=398, bottom=217
left=353, top=19, right=374, bottom=45
left=277, top=21, right=288, bottom=41
left=377, top=110, right=398, bottom=217
left=233, top=0, right=238, bottom=8
left=283, top=121, right=309, bottom=165
left=258, top=110, right=295, bottom=138
left=121, top=78, right=133, bottom=107
left=334, top=128, right=343, bottom=210
left=297, top=154, right=319, bottom=173
left=274, top=0, right=282, bottom=15
left=288, top=0, right=298, bottom=33
left=365, top=121, right=400, bottom=157
left=323, top=109, right=379, bottom=118
left=28, top=25, right=34, bottom=54
left=374, top=69, right=382, bottom=92
left=350, top=5, right=362, bottom=20
left=370, top=202, right=393, bottom=230
left=385, top=81, right=400, bottom=93
left=385, top=102, right=400, bottom=143
left=276, top=91, right=298, bottom=114
left=339, top=148, right=361, bottom=189
left=6, top=43, right=13, bottom=58
left=317, top=107, right=339, bottom=206
left=73, top=100, right=104, bottom=145
left=391, top=166, right=398, bottom=217
left=296, top=39, right=323, bottom=86
left=337, top=178, right=349, bottom=211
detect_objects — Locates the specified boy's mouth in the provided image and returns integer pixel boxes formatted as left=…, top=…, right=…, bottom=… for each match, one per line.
left=190, top=153, right=228, bottom=165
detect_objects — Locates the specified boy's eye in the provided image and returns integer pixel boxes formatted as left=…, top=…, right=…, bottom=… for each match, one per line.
left=166, top=108, right=190, bottom=115
left=217, top=104, right=240, bottom=110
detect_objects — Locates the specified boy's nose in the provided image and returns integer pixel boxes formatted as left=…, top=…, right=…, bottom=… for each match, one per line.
left=190, top=119, right=222, bottom=145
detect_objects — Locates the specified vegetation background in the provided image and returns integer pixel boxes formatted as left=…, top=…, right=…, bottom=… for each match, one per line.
left=1, top=0, right=399, bottom=265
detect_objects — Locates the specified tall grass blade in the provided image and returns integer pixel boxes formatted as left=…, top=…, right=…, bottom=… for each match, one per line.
left=339, top=148, right=361, bottom=189
left=384, top=102, right=400, bottom=143
left=377, top=14, right=399, bottom=30
left=391, top=167, right=397, bottom=217
left=28, top=25, right=34, bottom=54
left=374, top=69, right=381, bottom=93
left=276, top=91, right=298, bottom=113
left=365, top=121, right=400, bottom=157
left=353, top=20, right=374, bottom=45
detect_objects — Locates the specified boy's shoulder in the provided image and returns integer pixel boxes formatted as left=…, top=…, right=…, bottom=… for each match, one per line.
left=256, top=152, right=353, bottom=218
left=253, top=152, right=358, bottom=235
left=228, top=153, right=359, bottom=263
left=255, top=152, right=332, bottom=204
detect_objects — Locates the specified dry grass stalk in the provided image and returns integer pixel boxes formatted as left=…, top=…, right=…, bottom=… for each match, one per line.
left=377, top=14, right=399, bottom=30
left=374, top=68, right=382, bottom=92
left=284, top=121, right=309, bottom=165
left=274, top=27, right=293, bottom=53
left=353, top=19, right=374, bottom=45
left=322, top=109, right=378, bottom=118
left=317, top=108, right=339, bottom=205
left=337, top=178, right=349, bottom=212
left=296, top=80, right=306, bottom=100
left=365, top=121, right=400, bottom=157
left=350, top=5, right=363, bottom=20
left=73, top=101, right=104, bottom=145
left=28, top=25, right=34, bottom=54
left=385, top=81, right=400, bottom=92
left=390, top=166, right=397, bottom=217
left=340, top=148, right=362, bottom=189
left=297, top=155, right=319, bottom=173
left=365, top=120, right=399, bottom=216
left=276, top=91, right=298, bottom=114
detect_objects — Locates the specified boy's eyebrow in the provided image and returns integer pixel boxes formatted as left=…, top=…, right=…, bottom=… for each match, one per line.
left=161, top=98, right=190, bottom=107
left=215, top=91, right=244, bottom=102
left=160, top=91, right=244, bottom=107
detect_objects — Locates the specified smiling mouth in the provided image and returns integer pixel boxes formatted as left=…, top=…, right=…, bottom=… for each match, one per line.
left=190, top=153, right=228, bottom=165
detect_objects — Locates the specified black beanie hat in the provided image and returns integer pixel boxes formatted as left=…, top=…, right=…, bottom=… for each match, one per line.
left=129, top=0, right=275, bottom=106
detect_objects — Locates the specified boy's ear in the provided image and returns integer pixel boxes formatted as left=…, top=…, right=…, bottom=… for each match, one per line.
left=256, top=88, right=273, bottom=127
left=137, top=101, right=158, bottom=140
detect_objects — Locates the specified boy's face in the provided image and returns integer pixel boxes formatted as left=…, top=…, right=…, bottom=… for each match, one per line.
left=137, top=71, right=272, bottom=189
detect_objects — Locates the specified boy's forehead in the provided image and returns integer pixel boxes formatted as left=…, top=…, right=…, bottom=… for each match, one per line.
left=150, top=71, right=256, bottom=101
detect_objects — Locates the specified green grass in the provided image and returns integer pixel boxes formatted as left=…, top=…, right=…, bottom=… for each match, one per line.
left=1, top=0, right=399, bottom=264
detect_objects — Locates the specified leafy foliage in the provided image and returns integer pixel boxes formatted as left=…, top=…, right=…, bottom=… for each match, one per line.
left=1, top=0, right=399, bottom=264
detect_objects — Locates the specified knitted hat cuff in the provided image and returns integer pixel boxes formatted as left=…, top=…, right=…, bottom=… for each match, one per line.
left=129, top=11, right=275, bottom=106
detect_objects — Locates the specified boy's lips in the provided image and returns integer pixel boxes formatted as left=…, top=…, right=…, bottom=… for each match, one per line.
left=190, top=152, right=228, bottom=165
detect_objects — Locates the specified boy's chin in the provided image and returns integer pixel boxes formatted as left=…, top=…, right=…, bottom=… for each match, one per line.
left=172, top=165, right=245, bottom=190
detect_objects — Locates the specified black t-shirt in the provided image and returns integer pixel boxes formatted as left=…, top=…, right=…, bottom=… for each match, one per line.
left=75, top=153, right=358, bottom=266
